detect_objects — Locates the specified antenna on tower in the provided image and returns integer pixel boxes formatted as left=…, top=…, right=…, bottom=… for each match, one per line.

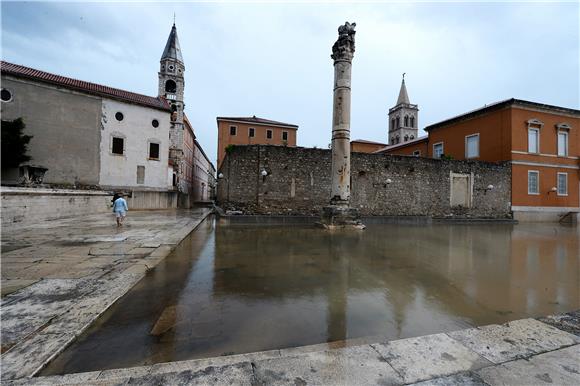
left=173, top=12, right=176, bottom=25
left=402, top=72, right=406, bottom=80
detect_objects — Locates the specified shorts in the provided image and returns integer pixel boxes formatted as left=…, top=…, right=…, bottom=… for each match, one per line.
left=114, top=211, right=126, bottom=218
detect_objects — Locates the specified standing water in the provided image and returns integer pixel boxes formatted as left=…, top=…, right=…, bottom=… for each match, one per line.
left=42, top=218, right=579, bottom=375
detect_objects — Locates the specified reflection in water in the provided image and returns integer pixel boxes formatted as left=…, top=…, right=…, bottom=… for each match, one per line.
left=42, top=220, right=579, bottom=375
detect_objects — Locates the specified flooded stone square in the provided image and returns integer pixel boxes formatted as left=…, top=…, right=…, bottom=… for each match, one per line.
left=42, top=219, right=579, bottom=375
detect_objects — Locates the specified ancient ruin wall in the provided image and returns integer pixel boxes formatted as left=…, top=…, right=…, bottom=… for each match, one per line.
left=217, top=145, right=512, bottom=218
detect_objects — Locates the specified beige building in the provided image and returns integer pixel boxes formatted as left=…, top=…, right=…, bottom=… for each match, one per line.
left=216, top=116, right=298, bottom=168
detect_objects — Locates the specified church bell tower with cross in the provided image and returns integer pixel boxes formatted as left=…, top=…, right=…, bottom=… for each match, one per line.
left=388, top=74, right=419, bottom=145
left=158, top=22, right=185, bottom=190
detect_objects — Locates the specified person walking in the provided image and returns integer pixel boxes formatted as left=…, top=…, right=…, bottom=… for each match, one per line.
left=112, top=193, right=128, bottom=227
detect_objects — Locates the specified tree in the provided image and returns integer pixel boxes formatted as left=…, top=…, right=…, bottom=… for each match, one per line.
left=1, top=118, right=33, bottom=168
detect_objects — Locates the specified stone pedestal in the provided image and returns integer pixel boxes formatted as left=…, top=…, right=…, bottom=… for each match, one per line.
left=318, top=205, right=365, bottom=229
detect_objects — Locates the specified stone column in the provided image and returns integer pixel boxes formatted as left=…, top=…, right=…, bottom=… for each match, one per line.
left=330, top=22, right=355, bottom=205
left=319, top=22, right=364, bottom=229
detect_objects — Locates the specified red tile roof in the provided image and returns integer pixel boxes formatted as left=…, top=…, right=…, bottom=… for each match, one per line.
left=351, top=139, right=388, bottom=145
left=1, top=61, right=171, bottom=111
left=216, top=115, right=298, bottom=128
left=373, top=136, right=428, bottom=153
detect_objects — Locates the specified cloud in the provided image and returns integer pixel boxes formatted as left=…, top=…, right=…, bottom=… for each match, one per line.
left=2, top=1, right=578, bottom=165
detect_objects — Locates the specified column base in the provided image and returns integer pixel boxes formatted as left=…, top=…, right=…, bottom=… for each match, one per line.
left=316, top=205, right=366, bottom=230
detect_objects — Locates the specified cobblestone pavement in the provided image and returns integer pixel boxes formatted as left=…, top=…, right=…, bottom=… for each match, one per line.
left=5, top=311, right=579, bottom=385
left=1, top=208, right=211, bottom=380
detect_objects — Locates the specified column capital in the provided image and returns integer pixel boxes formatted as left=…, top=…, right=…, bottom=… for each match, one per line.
left=331, top=22, right=356, bottom=62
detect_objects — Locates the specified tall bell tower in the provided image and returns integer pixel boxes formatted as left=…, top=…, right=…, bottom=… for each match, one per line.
left=388, top=74, right=419, bottom=145
left=159, top=23, right=185, bottom=190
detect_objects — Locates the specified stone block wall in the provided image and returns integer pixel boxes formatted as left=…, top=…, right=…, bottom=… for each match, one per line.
left=217, top=145, right=512, bottom=218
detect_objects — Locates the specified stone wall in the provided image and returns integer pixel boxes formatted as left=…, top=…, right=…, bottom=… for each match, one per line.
left=217, top=145, right=512, bottom=218
left=1, top=187, right=179, bottom=226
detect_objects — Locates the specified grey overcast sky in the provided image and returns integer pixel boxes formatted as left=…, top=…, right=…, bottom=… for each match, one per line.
left=2, top=1, right=579, bottom=166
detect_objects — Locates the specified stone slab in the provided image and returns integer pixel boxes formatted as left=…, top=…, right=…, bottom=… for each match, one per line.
left=253, top=345, right=403, bottom=385
left=371, top=333, right=491, bottom=384
left=1, top=332, right=76, bottom=380
left=123, top=363, right=255, bottom=386
left=538, top=310, right=580, bottom=337
left=0, top=279, right=39, bottom=297
left=477, top=345, right=580, bottom=385
left=410, top=371, right=488, bottom=386
left=448, top=318, right=580, bottom=364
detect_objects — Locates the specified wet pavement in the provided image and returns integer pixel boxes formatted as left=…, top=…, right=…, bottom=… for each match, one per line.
left=0, top=208, right=211, bottom=380
left=41, top=222, right=580, bottom=375
left=6, top=311, right=580, bottom=385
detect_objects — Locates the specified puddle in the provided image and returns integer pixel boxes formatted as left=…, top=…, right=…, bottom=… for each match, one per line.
left=41, top=219, right=579, bottom=375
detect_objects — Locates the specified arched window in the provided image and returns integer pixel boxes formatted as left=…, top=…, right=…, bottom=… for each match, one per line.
left=396, top=117, right=400, bottom=128
left=404, top=135, right=409, bottom=142
left=410, top=116, right=415, bottom=128
left=396, top=135, right=400, bottom=144
left=410, top=135, right=415, bottom=140
left=404, top=116, right=409, bottom=127
left=165, top=80, right=177, bottom=93
left=391, top=137, right=395, bottom=144
left=391, top=119, right=395, bottom=129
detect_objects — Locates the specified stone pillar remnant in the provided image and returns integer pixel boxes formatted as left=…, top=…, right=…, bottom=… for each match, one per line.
left=319, top=22, right=365, bottom=230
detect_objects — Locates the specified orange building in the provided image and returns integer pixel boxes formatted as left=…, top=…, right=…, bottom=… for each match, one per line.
left=382, top=99, right=580, bottom=221
left=216, top=116, right=298, bottom=168
left=351, top=139, right=387, bottom=153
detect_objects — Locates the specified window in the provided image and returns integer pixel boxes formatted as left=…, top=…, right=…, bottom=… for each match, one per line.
left=528, top=128, right=539, bottom=153
left=410, top=116, right=415, bottom=128
left=413, top=150, right=421, bottom=156
left=115, top=112, right=124, bottom=122
left=152, top=119, right=159, bottom=128
left=149, top=143, right=160, bottom=160
left=249, top=127, right=255, bottom=137
left=266, top=130, right=273, bottom=139
left=433, top=142, right=444, bottom=159
left=229, top=126, right=237, bottom=135
left=390, top=137, right=395, bottom=144
left=282, top=131, right=288, bottom=141
left=396, top=135, right=400, bottom=144
left=404, top=116, right=409, bottom=127
left=528, top=171, right=539, bottom=195
left=111, top=137, right=124, bottom=155
left=557, top=173, right=567, bottom=196
left=558, top=131, right=568, bottom=156
left=396, top=117, right=400, bottom=128
left=465, top=134, right=479, bottom=158
left=165, top=80, right=177, bottom=93
left=391, top=119, right=395, bottom=129
left=1, top=88, right=12, bottom=102
left=137, top=166, right=145, bottom=184
left=410, top=135, right=415, bottom=140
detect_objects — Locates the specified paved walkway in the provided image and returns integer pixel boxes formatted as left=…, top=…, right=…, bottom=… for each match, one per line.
left=1, top=208, right=211, bottom=380
left=5, top=311, right=579, bottom=385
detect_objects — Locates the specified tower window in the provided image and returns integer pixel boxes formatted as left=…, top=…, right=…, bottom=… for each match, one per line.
left=404, top=116, right=409, bottom=127
left=404, top=135, right=409, bottom=141
left=115, top=112, right=124, bottom=121
left=1, top=88, right=12, bottom=102
left=165, top=80, right=177, bottom=93
left=112, top=137, right=124, bottom=155
left=396, top=117, right=400, bottom=128
left=152, top=119, right=159, bottom=128
left=410, top=116, right=415, bottom=128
